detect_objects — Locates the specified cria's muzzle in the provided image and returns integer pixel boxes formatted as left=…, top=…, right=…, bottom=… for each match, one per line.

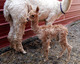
left=27, top=18, right=29, bottom=21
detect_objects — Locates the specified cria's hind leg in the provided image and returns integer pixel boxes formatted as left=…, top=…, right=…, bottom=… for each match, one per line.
left=66, top=44, right=72, bottom=62
left=57, top=33, right=67, bottom=59
left=57, top=44, right=66, bottom=59
left=58, top=33, right=72, bottom=62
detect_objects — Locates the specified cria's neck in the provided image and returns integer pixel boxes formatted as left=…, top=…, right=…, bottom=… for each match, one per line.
left=31, top=18, right=39, bottom=33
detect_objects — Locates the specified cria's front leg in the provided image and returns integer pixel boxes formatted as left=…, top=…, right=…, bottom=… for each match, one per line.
left=42, top=40, right=50, bottom=62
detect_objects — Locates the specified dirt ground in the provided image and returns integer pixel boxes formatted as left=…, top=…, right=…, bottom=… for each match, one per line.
left=0, top=20, right=80, bottom=64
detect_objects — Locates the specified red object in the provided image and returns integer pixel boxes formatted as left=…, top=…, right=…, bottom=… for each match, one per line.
left=0, top=0, right=80, bottom=48
left=58, top=0, right=62, bottom=1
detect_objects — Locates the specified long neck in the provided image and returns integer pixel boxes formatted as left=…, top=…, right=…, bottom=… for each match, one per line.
left=62, top=0, right=72, bottom=12
left=31, top=17, right=39, bottom=34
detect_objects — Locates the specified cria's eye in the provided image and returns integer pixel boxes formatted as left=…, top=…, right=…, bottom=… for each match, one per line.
left=31, top=15, right=34, bottom=17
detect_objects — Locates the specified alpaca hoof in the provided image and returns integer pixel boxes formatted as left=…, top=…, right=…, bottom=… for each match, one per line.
left=44, top=59, right=47, bottom=62
left=66, top=59, right=69, bottom=62
left=57, top=56, right=60, bottom=59
left=22, top=51, right=27, bottom=54
left=48, top=46, right=51, bottom=49
left=44, top=59, right=48, bottom=62
left=57, top=56, right=59, bottom=59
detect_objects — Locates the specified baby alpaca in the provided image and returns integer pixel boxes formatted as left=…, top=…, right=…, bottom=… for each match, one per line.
left=27, top=7, right=72, bottom=61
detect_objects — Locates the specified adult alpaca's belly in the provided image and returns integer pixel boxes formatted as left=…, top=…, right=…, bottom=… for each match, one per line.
left=38, top=10, right=50, bottom=21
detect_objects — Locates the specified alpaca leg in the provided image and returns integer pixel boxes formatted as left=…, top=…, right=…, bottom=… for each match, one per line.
left=46, top=13, right=58, bottom=25
left=43, top=43, right=49, bottom=62
left=16, top=39, right=26, bottom=54
left=57, top=44, right=66, bottom=58
left=42, top=40, right=50, bottom=61
left=10, top=43, right=16, bottom=50
left=59, top=33, right=72, bottom=61
left=7, top=21, right=16, bottom=49
left=57, top=33, right=67, bottom=58
left=60, top=34, right=72, bottom=61
left=12, top=21, right=26, bottom=54
left=66, top=43, right=72, bottom=62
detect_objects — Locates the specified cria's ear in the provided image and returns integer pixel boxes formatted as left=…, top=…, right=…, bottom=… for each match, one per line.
left=36, top=6, right=39, bottom=13
left=28, top=5, right=32, bottom=12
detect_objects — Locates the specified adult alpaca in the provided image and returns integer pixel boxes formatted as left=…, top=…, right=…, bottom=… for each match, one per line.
left=4, top=0, right=72, bottom=53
